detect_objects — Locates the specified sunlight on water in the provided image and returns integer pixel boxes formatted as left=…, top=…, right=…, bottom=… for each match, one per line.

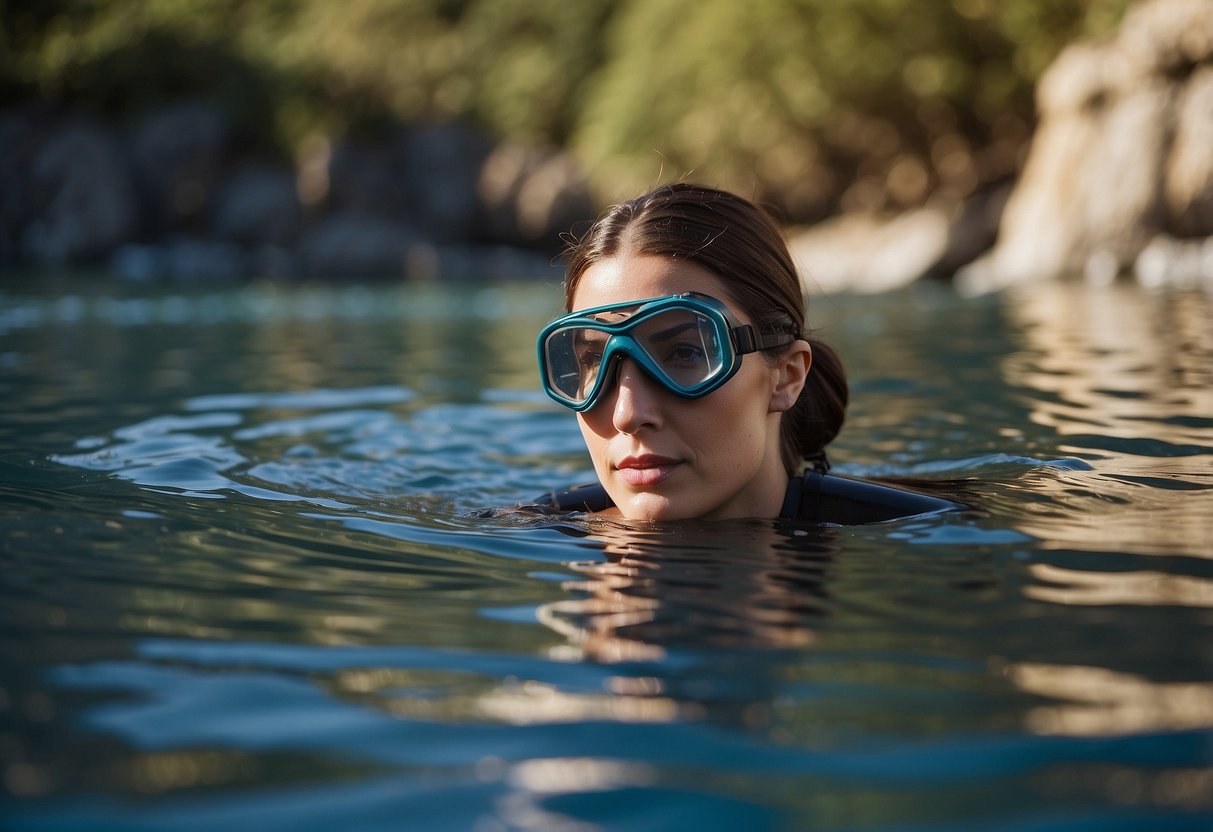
left=999, top=282, right=1213, bottom=559
left=1, top=278, right=1210, bottom=830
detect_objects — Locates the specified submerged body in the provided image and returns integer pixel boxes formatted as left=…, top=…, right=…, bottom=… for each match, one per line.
left=540, top=470, right=964, bottom=525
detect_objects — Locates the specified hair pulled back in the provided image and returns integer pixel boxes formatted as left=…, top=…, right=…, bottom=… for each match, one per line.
left=562, top=182, right=848, bottom=474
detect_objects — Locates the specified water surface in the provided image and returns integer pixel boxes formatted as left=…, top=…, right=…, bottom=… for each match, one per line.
left=2, top=278, right=1211, bottom=830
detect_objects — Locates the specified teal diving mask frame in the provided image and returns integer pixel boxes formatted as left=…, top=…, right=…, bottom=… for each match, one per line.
left=537, top=292, right=798, bottom=412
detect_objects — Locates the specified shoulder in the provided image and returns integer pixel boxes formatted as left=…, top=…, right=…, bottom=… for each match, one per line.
left=781, top=470, right=965, bottom=524
left=533, top=473, right=964, bottom=523
left=532, top=481, right=614, bottom=513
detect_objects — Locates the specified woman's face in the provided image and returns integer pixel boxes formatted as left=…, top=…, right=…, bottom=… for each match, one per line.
left=570, top=253, right=809, bottom=521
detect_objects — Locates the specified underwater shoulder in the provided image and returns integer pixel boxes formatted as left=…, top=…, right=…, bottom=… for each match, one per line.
left=534, top=472, right=966, bottom=524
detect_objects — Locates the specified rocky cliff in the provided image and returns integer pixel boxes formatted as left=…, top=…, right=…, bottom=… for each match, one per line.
left=959, top=0, right=1213, bottom=292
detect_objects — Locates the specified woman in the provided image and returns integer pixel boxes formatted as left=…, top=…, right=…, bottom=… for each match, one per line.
left=537, top=183, right=960, bottom=523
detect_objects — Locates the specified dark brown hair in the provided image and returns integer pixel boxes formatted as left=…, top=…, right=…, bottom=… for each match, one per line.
left=563, top=182, right=847, bottom=474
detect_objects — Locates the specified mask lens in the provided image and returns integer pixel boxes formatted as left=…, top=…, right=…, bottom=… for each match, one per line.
left=632, top=308, right=724, bottom=390
left=544, top=327, right=609, bottom=405
left=539, top=296, right=737, bottom=410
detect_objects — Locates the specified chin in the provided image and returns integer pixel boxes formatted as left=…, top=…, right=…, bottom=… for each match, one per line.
left=612, top=490, right=698, bottom=522
left=611, top=491, right=672, bottom=521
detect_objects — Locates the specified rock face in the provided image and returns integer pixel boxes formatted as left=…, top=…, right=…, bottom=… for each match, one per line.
left=1168, top=65, right=1213, bottom=237
left=960, top=0, right=1213, bottom=292
left=477, top=142, right=596, bottom=248
left=789, top=208, right=952, bottom=294
left=299, top=215, right=421, bottom=280
left=212, top=165, right=301, bottom=247
left=21, top=121, right=138, bottom=266
left=131, top=102, right=228, bottom=236
left=404, top=123, right=494, bottom=244
left=1, top=102, right=591, bottom=281
left=787, top=185, right=1010, bottom=294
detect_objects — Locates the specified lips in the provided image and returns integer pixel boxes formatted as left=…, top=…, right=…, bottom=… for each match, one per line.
left=615, top=454, right=681, bottom=487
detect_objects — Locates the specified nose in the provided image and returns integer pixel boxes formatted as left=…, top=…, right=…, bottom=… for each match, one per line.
left=608, top=356, right=662, bottom=433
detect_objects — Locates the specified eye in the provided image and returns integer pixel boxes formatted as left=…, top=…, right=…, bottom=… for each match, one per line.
left=664, top=342, right=706, bottom=365
left=576, top=346, right=604, bottom=368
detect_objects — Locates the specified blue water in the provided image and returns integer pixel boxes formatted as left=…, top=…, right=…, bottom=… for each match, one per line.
left=1, top=278, right=1211, bottom=831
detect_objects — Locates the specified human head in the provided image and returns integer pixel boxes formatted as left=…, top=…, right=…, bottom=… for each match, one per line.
left=562, top=183, right=848, bottom=476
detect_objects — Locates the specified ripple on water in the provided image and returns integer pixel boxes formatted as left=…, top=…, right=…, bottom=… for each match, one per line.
left=6, top=280, right=1213, bottom=831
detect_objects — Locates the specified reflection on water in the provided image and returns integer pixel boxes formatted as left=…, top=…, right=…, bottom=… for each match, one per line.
left=2, top=279, right=1211, bottom=830
left=1008, top=662, right=1213, bottom=737
left=1026, top=563, right=1213, bottom=607
left=538, top=521, right=835, bottom=664
left=1003, top=282, right=1212, bottom=446
left=999, top=282, right=1213, bottom=557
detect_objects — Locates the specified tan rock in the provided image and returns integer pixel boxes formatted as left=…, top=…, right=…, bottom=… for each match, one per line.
left=789, top=208, right=950, bottom=294
left=1166, top=65, right=1213, bottom=236
left=959, top=0, right=1213, bottom=292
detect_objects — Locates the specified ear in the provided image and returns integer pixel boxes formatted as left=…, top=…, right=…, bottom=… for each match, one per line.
left=769, top=341, right=812, bottom=414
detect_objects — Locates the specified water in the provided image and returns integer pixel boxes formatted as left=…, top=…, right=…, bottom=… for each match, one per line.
left=1, top=277, right=1211, bottom=831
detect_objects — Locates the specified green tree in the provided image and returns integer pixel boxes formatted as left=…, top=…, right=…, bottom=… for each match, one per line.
left=573, top=0, right=1130, bottom=220
left=2, top=0, right=1130, bottom=218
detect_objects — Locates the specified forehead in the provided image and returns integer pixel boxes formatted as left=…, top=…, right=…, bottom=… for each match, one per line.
left=571, top=254, right=739, bottom=318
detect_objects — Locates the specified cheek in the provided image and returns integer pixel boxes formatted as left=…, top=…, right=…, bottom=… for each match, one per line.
left=576, top=415, right=610, bottom=465
left=713, top=373, right=776, bottom=452
left=576, top=414, right=597, bottom=443
left=686, top=387, right=766, bottom=450
left=576, top=408, right=610, bottom=441
left=720, top=367, right=775, bottom=424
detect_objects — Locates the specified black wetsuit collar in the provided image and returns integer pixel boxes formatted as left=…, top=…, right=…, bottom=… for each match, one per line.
left=540, top=471, right=962, bottom=524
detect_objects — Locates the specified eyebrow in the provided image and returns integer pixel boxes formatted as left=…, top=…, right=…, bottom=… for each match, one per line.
left=646, top=320, right=698, bottom=343
left=573, top=329, right=608, bottom=348
left=568, top=309, right=702, bottom=352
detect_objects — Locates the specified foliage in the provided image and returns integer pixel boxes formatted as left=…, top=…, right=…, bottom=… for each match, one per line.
left=1, top=0, right=1130, bottom=218
left=574, top=0, right=1132, bottom=218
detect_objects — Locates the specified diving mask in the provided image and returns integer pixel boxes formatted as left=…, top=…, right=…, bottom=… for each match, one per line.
left=537, top=292, right=796, bottom=412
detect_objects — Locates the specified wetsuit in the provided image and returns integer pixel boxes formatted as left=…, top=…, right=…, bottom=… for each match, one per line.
left=536, top=470, right=964, bottom=524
